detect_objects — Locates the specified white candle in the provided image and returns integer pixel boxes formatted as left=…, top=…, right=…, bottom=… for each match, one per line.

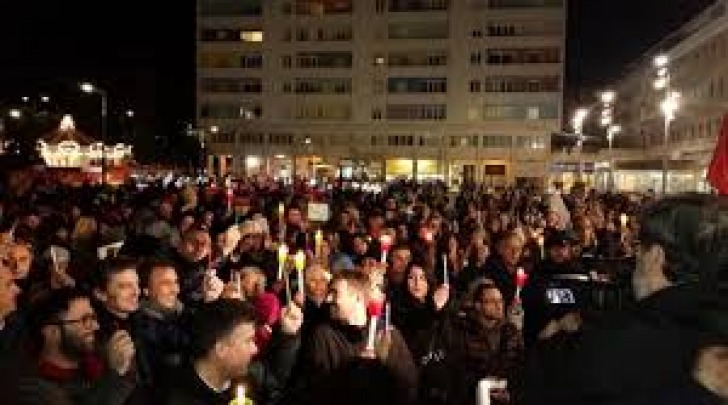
left=620, top=213, right=628, bottom=228
left=537, top=234, right=544, bottom=259
left=385, top=302, right=391, bottom=331
left=476, top=379, right=492, bottom=405
left=314, top=230, right=323, bottom=258
left=379, top=234, right=392, bottom=263
left=277, top=244, right=289, bottom=280
left=231, top=384, right=247, bottom=405
left=294, top=250, right=306, bottom=298
left=50, top=246, right=59, bottom=274
left=442, top=253, right=449, bottom=286
left=366, top=315, right=379, bottom=351
left=226, top=187, right=233, bottom=212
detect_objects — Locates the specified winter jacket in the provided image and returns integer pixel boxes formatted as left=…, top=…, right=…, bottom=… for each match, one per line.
left=285, top=320, right=418, bottom=405
left=134, top=300, right=191, bottom=391
left=525, top=284, right=728, bottom=405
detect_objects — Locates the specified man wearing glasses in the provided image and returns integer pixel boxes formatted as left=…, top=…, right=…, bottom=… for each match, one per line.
left=19, top=288, right=136, bottom=405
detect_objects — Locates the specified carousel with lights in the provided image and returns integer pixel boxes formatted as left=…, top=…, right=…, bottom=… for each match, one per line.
left=36, top=114, right=133, bottom=184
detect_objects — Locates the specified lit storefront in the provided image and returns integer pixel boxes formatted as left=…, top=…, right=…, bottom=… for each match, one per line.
left=593, top=160, right=706, bottom=193
left=549, top=161, right=596, bottom=189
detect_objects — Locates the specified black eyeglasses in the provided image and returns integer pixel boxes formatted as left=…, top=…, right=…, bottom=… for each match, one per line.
left=53, top=314, right=98, bottom=327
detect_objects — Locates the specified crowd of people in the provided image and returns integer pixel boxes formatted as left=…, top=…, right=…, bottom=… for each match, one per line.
left=0, top=174, right=726, bottom=405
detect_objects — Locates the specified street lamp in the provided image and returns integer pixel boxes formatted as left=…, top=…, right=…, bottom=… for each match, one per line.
left=660, top=91, right=680, bottom=193
left=80, top=82, right=109, bottom=185
left=125, top=109, right=134, bottom=118
left=599, top=90, right=618, bottom=190
left=606, top=124, right=621, bottom=191
left=571, top=108, right=589, bottom=181
left=652, top=54, right=679, bottom=194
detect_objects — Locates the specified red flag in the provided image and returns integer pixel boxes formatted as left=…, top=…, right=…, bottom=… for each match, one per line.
left=707, top=114, right=728, bottom=195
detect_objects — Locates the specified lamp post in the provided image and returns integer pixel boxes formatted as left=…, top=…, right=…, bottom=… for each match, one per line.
left=653, top=55, right=679, bottom=194
left=571, top=108, right=589, bottom=182
left=80, top=82, right=109, bottom=185
left=600, top=90, right=617, bottom=191
left=606, top=124, right=621, bottom=191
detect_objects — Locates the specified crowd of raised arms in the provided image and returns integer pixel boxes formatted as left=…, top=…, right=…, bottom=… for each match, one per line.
left=0, top=175, right=726, bottom=405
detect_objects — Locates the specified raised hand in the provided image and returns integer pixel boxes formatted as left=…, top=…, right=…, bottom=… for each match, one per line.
left=280, top=303, right=304, bottom=335
left=107, top=330, right=135, bottom=376
left=202, top=269, right=225, bottom=302
left=433, top=284, right=450, bottom=311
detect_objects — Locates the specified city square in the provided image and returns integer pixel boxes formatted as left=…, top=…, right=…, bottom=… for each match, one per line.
left=0, top=0, right=726, bottom=404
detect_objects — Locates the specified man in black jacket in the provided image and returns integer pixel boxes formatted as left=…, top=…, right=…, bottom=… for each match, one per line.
left=163, top=299, right=302, bottom=405
left=287, top=270, right=418, bottom=405
left=521, top=230, right=585, bottom=348
left=92, top=257, right=141, bottom=346
left=134, top=259, right=191, bottom=397
left=170, top=229, right=212, bottom=305
left=526, top=194, right=728, bottom=405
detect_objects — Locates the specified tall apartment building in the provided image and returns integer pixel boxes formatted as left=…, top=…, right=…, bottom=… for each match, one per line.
left=606, top=0, right=728, bottom=192
left=196, top=0, right=565, bottom=186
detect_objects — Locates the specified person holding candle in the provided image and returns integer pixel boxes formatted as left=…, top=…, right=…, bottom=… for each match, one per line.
left=163, top=299, right=303, bottom=405
left=300, top=264, right=332, bottom=339
left=463, top=282, right=525, bottom=405
left=458, top=232, right=523, bottom=306
left=287, top=270, right=417, bottom=405
left=390, top=262, right=467, bottom=404
left=170, top=229, right=213, bottom=305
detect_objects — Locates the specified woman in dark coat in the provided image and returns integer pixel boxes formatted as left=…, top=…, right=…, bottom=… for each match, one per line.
left=390, top=262, right=468, bottom=405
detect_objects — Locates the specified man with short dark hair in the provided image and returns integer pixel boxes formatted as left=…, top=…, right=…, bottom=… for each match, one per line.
left=19, top=288, right=136, bottom=405
left=92, top=257, right=140, bottom=344
left=289, top=270, right=417, bottom=405
left=163, top=299, right=259, bottom=405
left=134, top=259, right=190, bottom=394
left=171, top=229, right=212, bottom=305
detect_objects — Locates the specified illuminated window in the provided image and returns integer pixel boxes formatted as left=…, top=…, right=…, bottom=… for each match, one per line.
left=241, top=30, right=264, bottom=42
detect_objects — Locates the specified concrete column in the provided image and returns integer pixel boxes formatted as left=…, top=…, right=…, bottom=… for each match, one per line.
left=207, top=155, right=215, bottom=176
left=219, top=156, right=228, bottom=176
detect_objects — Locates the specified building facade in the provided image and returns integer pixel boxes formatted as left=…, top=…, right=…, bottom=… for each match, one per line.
left=196, top=0, right=566, bottom=187
left=606, top=0, right=728, bottom=193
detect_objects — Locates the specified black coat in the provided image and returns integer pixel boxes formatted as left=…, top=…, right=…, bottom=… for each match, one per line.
left=134, top=301, right=191, bottom=391
left=168, top=250, right=207, bottom=306
left=391, top=295, right=469, bottom=405
left=525, top=284, right=728, bottom=405
left=284, top=321, right=418, bottom=405
left=163, top=363, right=235, bottom=405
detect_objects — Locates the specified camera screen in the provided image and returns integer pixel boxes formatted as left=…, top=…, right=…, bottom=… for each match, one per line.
left=546, top=288, right=576, bottom=304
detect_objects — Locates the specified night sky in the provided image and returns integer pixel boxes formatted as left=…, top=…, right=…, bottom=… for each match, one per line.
left=0, top=0, right=717, bottom=143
